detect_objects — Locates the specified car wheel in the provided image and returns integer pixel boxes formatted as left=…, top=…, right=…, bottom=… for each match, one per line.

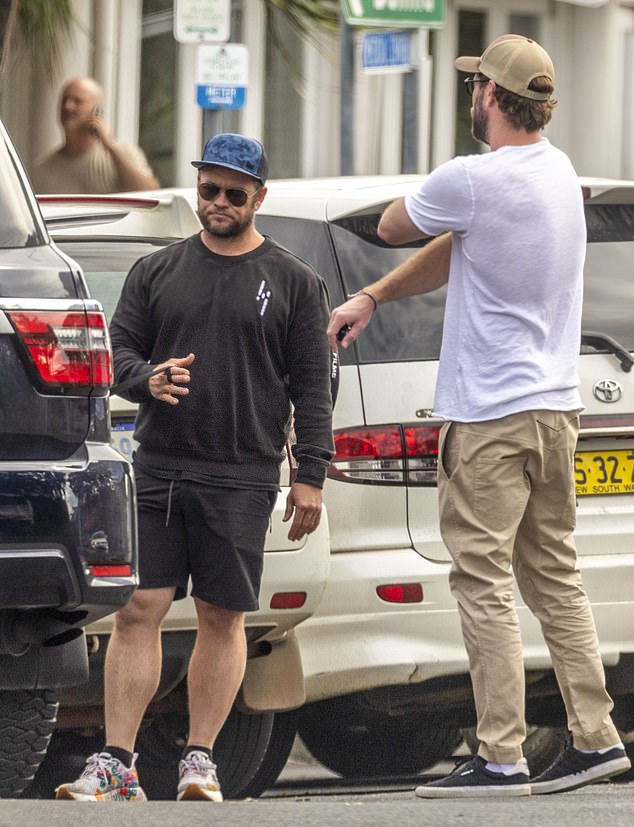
left=20, top=728, right=103, bottom=798
left=234, top=709, right=298, bottom=798
left=214, top=706, right=276, bottom=798
left=298, top=708, right=462, bottom=777
left=0, top=689, right=58, bottom=798
left=135, top=705, right=276, bottom=800
left=461, top=724, right=567, bottom=776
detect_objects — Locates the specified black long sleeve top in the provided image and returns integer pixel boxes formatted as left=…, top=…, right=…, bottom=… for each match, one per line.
left=109, top=233, right=334, bottom=489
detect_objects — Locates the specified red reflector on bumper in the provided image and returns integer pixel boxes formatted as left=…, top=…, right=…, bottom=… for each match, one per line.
left=89, top=565, right=132, bottom=577
left=269, top=592, right=307, bottom=609
left=377, top=583, right=424, bottom=603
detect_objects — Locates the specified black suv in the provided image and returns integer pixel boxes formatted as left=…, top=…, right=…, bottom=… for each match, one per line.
left=0, top=119, right=137, bottom=797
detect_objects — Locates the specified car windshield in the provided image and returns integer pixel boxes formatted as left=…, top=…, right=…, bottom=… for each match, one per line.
left=0, top=130, right=39, bottom=248
left=332, top=202, right=634, bottom=362
left=52, top=239, right=169, bottom=319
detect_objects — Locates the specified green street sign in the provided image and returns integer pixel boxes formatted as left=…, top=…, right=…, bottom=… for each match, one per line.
left=341, top=0, right=445, bottom=29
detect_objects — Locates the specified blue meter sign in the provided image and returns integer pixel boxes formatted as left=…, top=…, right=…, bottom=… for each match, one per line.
left=196, top=44, right=248, bottom=110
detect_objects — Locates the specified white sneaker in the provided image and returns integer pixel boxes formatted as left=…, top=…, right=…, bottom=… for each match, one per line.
left=55, top=752, right=147, bottom=801
left=176, top=750, right=223, bottom=801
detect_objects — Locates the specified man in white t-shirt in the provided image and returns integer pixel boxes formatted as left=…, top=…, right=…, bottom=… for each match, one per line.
left=31, top=77, right=159, bottom=194
left=327, top=34, right=631, bottom=798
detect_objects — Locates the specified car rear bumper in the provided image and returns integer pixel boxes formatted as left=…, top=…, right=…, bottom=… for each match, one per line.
left=296, top=548, right=634, bottom=704
left=0, top=442, right=137, bottom=632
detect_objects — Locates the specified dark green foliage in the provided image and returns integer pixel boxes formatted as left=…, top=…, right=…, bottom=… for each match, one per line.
left=0, top=0, right=73, bottom=74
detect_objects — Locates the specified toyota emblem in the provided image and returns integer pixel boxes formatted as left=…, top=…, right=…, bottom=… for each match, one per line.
left=593, top=379, right=623, bottom=403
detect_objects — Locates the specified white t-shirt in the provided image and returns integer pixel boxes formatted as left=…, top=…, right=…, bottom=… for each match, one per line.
left=405, top=139, right=586, bottom=423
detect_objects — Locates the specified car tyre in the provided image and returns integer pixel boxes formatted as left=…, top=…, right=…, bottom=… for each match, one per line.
left=298, top=707, right=462, bottom=777
left=20, top=728, right=103, bottom=798
left=234, top=709, right=299, bottom=798
left=461, top=724, right=568, bottom=777
left=0, top=689, right=58, bottom=799
left=135, top=705, right=276, bottom=799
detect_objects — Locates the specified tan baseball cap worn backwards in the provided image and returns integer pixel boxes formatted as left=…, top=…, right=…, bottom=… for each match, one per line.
left=455, top=34, right=555, bottom=101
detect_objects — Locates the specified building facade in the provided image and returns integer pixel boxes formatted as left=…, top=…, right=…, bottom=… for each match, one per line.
left=1, top=0, right=633, bottom=188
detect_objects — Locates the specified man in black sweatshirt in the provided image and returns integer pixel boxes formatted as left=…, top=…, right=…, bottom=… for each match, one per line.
left=57, top=134, right=334, bottom=803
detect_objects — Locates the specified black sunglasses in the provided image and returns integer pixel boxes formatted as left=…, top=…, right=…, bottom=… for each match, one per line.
left=464, top=76, right=489, bottom=97
left=197, top=182, right=260, bottom=207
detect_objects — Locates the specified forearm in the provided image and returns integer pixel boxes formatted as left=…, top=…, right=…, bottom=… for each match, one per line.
left=112, top=346, right=153, bottom=402
left=105, top=141, right=159, bottom=191
left=327, top=232, right=452, bottom=350
left=290, top=374, right=335, bottom=489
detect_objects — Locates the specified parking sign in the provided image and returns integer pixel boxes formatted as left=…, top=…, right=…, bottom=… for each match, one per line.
left=196, top=43, right=248, bottom=110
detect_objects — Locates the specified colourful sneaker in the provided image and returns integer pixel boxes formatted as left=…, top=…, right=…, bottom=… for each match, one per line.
left=531, top=743, right=631, bottom=794
left=176, top=750, right=223, bottom=801
left=55, top=752, right=147, bottom=801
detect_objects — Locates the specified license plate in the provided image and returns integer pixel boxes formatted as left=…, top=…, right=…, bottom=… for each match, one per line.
left=575, top=449, right=634, bottom=496
left=111, top=420, right=137, bottom=462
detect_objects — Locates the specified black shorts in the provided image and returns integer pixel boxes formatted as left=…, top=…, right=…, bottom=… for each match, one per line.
left=134, top=466, right=276, bottom=611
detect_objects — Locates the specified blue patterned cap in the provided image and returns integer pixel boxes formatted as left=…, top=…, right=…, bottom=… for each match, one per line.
left=191, top=133, right=269, bottom=183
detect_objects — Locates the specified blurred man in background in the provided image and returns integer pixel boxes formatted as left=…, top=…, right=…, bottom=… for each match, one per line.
left=31, top=76, right=158, bottom=194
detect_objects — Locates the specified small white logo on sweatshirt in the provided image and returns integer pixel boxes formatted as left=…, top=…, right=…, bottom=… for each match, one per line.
left=256, top=280, right=271, bottom=316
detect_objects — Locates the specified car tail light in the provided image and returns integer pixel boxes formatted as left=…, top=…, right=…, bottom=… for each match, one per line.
left=88, top=564, right=132, bottom=578
left=404, top=425, right=440, bottom=484
left=6, top=309, right=112, bottom=393
left=269, top=591, right=307, bottom=609
left=328, top=423, right=441, bottom=485
left=329, top=425, right=404, bottom=483
left=376, top=583, right=424, bottom=603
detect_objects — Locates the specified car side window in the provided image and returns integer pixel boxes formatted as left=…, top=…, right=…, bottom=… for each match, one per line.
left=0, top=131, right=39, bottom=248
left=53, top=240, right=167, bottom=320
left=330, top=222, right=447, bottom=363
left=583, top=204, right=634, bottom=350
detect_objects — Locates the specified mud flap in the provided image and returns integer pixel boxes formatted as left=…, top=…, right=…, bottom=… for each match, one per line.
left=238, top=630, right=305, bottom=713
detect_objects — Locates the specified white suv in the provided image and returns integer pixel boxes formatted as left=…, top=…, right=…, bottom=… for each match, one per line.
left=254, top=176, right=634, bottom=779
left=34, top=193, right=330, bottom=799
left=40, top=178, right=634, bottom=788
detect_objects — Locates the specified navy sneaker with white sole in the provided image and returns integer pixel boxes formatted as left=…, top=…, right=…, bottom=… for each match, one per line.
left=414, top=756, right=530, bottom=799
left=531, top=744, right=631, bottom=794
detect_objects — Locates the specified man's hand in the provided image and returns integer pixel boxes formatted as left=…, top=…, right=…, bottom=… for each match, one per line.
left=283, top=482, right=323, bottom=542
left=148, top=352, right=195, bottom=404
left=85, top=108, right=114, bottom=147
left=86, top=108, right=160, bottom=190
left=327, top=293, right=376, bottom=350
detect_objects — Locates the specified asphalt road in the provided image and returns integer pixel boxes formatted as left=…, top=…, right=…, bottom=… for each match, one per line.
left=2, top=784, right=633, bottom=827
left=2, top=752, right=633, bottom=827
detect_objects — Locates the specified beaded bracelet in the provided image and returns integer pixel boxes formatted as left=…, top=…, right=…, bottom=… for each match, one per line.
left=348, top=288, right=378, bottom=311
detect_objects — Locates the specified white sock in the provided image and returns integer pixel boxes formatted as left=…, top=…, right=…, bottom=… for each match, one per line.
left=485, top=757, right=528, bottom=775
left=576, top=743, right=623, bottom=755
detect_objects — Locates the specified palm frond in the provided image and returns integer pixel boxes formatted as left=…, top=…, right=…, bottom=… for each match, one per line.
left=264, top=0, right=340, bottom=38
left=1, top=0, right=73, bottom=75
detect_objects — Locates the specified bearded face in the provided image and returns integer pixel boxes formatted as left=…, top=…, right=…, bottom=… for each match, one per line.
left=471, top=84, right=490, bottom=146
left=196, top=167, right=263, bottom=240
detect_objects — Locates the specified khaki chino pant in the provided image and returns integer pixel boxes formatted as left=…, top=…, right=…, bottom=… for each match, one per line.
left=438, top=410, right=620, bottom=764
